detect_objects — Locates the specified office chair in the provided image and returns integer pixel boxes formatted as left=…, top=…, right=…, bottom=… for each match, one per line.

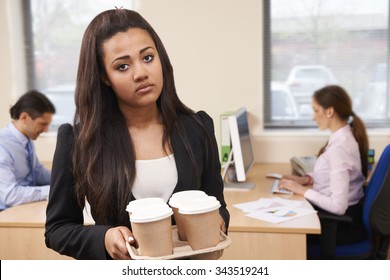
left=308, top=144, right=390, bottom=259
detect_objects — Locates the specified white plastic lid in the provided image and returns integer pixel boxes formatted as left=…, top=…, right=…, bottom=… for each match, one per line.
left=126, top=197, right=166, bottom=213
left=130, top=205, right=173, bottom=223
left=168, top=190, right=207, bottom=208
left=178, top=196, right=221, bottom=215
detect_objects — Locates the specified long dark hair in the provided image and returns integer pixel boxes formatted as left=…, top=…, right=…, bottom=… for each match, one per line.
left=314, top=85, right=369, bottom=177
left=73, top=9, right=212, bottom=224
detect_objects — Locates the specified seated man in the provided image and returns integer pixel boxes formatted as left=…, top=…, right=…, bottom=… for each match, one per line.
left=0, top=90, right=55, bottom=210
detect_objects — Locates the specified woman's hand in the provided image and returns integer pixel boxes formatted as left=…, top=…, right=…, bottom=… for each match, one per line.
left=104, top=226, right=135, bottom=260
left=279, top=179, right=308, bottom=196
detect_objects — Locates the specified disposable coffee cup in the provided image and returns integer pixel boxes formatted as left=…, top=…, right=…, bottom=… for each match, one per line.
left=179, top=197, right=221, bottom=250
left=168, top=190, right=207, bottom=241
left=130, top=204, right=173, bottom=257
left=126, top=197, right=166, bottom=218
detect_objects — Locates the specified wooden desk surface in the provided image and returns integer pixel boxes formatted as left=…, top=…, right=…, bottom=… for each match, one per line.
left=224, top=163, right=321, bottom=234
left=0, top=201, right=94, bottom=260
left=0, top=201, right=94, bottom=228
left=0, top=163, right=319, bottom=233
left=0, top=162, right=319, bottom=260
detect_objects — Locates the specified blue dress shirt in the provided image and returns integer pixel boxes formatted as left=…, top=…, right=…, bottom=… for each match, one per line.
left=0, top=123, right=50, bottom=210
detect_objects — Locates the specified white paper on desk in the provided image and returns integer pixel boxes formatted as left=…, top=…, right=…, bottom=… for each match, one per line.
left=233, top=198, right=273, bottom=213
left=233, top=197, right=300, bottom=213
left=246, top=206, right=317, bottom=224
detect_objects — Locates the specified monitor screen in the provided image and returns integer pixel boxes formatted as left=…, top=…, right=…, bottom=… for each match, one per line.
left=228, top=107, right=254, bottom=182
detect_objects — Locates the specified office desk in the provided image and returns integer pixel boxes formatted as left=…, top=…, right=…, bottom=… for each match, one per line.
left=0, top=163, right=318, bottom=260
left=221, top=163, right=321, bottom=260
left=0, top=201, right=94, bottom=260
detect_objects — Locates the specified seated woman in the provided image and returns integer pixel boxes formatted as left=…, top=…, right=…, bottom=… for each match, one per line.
left=279, top=85, right=368, bottom=259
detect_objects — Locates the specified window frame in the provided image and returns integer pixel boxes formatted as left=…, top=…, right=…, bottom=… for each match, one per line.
left=263, top=0, right=390, bottom=130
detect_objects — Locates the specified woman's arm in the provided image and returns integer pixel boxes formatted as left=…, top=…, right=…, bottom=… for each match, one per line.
left=304, top=145, right=351, bottom=215
left=282, top=174, right=312, bottom=185
left=45, top=124, right=112, bottom=259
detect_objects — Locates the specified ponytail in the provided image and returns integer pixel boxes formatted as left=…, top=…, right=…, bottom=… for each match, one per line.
left=317, top=142, right=327, bottom=158
left=349, top=111, right=369, bottom=177
left=313, top=86, right=369, bottom=178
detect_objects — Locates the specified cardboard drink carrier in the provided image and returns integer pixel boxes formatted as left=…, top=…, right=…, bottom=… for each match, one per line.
left=126, top=193, right=231, bottom=260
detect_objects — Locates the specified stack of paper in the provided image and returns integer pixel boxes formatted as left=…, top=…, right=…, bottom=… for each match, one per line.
left=233, top=197, right=317, bottom=223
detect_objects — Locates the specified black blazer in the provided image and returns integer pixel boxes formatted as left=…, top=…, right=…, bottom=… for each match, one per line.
left=45, top=111, right=229, bottom=259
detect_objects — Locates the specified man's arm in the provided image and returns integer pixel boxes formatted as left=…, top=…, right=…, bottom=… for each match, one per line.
left=0, top=147, right=49, bottom=210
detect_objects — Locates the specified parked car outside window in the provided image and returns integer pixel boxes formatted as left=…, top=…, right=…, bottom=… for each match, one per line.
left=270, top=82, right=300, bottom=120
left=44, top=84, right=75, bottom=131
left=286, top=65, right=338, bottom=115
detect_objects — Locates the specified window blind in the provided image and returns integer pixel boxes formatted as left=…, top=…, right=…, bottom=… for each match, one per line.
left=264, top=0, right=390, bottom=129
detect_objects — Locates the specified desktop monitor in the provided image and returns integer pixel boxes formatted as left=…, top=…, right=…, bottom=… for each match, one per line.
left=224, top=107, right=255, bottom=189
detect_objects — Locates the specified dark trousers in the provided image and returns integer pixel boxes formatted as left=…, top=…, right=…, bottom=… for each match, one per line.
left=307, top=200, right=367, bottom=259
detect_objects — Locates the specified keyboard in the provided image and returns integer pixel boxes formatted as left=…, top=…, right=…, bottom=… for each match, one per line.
left=271, top=179, right=293, bottom=195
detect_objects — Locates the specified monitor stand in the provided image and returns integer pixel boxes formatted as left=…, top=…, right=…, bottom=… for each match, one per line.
left=224, top=181, right=255, bottom=190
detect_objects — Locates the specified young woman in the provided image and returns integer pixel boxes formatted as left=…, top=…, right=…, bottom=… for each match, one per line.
left=279, top=85, right=368, bottom=258
left=45, top=9, right=229, bottom=260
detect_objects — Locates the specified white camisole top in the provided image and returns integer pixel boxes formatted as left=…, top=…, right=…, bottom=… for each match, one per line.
left=131, top=154, right=178, bottom=202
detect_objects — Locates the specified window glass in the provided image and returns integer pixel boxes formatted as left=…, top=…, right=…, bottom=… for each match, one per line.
left=264, top=0, right=389, bottom=128
left=24, top=0, right=134, bottom=131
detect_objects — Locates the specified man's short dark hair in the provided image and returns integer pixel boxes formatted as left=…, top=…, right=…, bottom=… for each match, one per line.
left=10, top=90, right=56, bottom=120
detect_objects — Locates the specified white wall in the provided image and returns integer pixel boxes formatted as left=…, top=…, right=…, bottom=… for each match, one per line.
left=1, top=0, right=390, bottom=163
left=0, top=0, right=26, bottom=126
